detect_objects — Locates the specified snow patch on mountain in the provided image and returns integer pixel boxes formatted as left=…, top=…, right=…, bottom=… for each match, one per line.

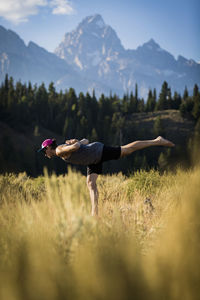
left=74, top=56, right=83, bottom=69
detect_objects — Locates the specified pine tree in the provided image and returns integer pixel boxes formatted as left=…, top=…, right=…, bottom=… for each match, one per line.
left=35, top=83, right=48, bottom=126
left=145, top=89, right=156, bottom=112
left=192, top=84, right=200, bottom=120
left=122, top=93, right=129, bottom=114
left=183, top=86, right=189, bottom=100
left=135, top=83, right=138, bottom=101
left=153, top=88, right=157, bottom=103
left=193, top=84, right=198, bottom=98
left=156, top=81, right=171, bottom=110
left=172, top=91, right=182, bottom=109
left=7, top=76, right=15, bottom=110
left=138, top=98, right=145, bottom=112
left=129, top=91, right=138, bottom=113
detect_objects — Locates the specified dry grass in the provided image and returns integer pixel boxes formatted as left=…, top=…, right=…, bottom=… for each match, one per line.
left=0, top=167, right=199, bottom=300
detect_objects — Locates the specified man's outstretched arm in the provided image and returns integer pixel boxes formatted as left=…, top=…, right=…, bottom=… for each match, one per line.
left=56, top=141, right=81, bottom=157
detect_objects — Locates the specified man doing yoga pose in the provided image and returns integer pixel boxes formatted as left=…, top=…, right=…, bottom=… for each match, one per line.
left=38, top=136, right=175, bottom=216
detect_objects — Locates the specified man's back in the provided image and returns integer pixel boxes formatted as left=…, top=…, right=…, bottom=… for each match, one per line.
left=62, top=142, right=104, bottom=165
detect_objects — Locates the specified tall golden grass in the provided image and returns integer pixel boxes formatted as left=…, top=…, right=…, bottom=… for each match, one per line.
left=0, top=167, right=199, bottom=300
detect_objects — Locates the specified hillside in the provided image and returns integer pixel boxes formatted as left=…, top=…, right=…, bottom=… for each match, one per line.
left=127, top=110, right=193, bottom=143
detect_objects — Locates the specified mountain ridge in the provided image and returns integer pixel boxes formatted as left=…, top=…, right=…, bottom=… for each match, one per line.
left=0, top=14, right=199, bottom=98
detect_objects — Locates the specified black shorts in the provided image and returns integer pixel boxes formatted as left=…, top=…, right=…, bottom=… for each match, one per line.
left=87, top=145, right=121, bottom=175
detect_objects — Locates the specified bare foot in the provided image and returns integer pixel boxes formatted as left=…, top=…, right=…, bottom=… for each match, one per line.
left=155, top=136, right=175, bottom=147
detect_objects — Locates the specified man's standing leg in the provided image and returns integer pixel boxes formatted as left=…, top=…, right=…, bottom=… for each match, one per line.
left=87, top=173, right=99, bottom=216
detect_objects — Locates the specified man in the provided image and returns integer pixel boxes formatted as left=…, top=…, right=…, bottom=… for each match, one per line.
left=38, top=136, right=175, bottom=216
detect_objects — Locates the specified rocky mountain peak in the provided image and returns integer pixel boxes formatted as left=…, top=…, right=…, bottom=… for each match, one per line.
left=78, top=14, right=105, bottom=30
left=55, top=14, right=124, bottom=70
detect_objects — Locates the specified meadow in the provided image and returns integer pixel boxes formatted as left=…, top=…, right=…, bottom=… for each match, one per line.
left=0, top=167, right=199, bottom=300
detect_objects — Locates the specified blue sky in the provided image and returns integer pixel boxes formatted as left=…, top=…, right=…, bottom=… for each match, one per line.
left=0, top=0, right=199, bottom=62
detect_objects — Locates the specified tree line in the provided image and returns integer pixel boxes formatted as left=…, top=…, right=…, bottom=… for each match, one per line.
left=0, top=74, right=199, bottom=176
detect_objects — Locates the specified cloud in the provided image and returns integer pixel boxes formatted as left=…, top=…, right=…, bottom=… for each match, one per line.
left=0, top=0, right=47, bottom=23
left=50, top=0, right=75, bottom=15
left=0, top=0, right=75, bottom=24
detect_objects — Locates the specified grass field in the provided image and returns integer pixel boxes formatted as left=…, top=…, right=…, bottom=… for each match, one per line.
left=0, top=167, right=200, bottom=300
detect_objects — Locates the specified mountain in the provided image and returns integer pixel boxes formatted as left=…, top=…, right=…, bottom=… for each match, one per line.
left=0, top=15, right=200, bottom=98
left=55, top=14, right=125, bottom=70
left=55, top=14, right=200, bottom=98
left=0, top=25, right=87, bottom=90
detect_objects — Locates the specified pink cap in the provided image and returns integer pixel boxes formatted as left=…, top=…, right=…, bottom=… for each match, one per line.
left=38, top=139, right=53, bottom=152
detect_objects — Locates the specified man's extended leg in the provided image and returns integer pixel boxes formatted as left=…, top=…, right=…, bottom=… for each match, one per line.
left=120, top=136, right=175, bottom=158
left=87, top=173, right=99, bottom=216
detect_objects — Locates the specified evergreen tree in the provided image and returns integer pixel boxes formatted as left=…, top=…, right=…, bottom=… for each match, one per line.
left=193, top=84, right=198, bottom=98
left=192, top=84, right=200, bottom=120
left=172, top=91, right=182, bottom=109
left=129, top=91, right=138, bottom=113
left=48, top=82, right=56, bottom=99
left=7, top=76, right=15, bottom=110
left=145, top=89, right=156, bottom=112
left=156, top=81, right=172, bottom=110
left=122, top=93, right=129, bottom=114
left=153, top=88, right=157, bottom=103
left=98, top=94, right=113, bottom=142
left=138, top=98, right=145, bottom=112
left=135, top=83, right=138, bottom=101
left=5, top=73, right=9, bottom=92
left=183, top=86, right=189, bottom=100
left=179, top=97, right=194, bottom=119
left=77, top=92, right=89, bottom=137
left=0, top=74, right=9, bottom=112
left=35, top=83, right=48, bottom=126
left=179, top=86, right=195, bottom=119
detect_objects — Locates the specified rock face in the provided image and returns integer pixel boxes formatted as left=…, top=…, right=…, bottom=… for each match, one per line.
left=55, top=14, right=200, bottom=97
left=0, top=14, right=200, bottom=98
left=55, top=15, right=125, bottom=70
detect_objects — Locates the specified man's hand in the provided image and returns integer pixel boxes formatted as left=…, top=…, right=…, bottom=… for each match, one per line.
left=65, top=138, right=89, bottom=145
left=65, top=139, right=78, bottom=145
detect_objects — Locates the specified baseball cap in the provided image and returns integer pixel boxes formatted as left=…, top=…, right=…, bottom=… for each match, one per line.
left=37, top=139, right=53, bottom=152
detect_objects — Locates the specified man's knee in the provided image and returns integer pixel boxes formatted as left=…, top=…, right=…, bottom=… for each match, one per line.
left=120, top=146, right=127, bottom=158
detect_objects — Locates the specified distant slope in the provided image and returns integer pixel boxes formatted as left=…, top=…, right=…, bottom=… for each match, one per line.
left=128, top=110, right=194, bottom=143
